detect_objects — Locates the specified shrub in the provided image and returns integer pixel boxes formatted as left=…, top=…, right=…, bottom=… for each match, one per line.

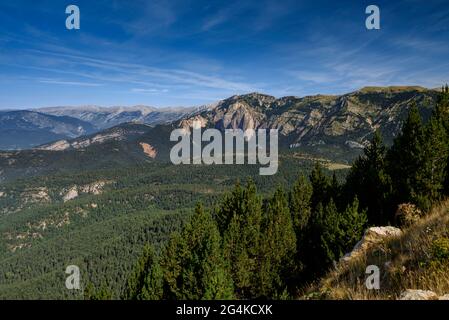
left=395, top=203, right=422, bottom=227
left=431, top=237, right=449, bottom=263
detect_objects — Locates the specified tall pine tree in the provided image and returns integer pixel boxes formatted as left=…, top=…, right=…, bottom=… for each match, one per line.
left=345, top=131, right=392, bottom=225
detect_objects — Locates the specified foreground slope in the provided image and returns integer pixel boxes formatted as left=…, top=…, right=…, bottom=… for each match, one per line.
left=308, top=200, right=449, bottom=299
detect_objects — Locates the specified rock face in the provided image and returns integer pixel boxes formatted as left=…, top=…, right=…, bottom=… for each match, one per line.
left=38, top=140, right=70, bottom=151
left=341, top=226, right=403, bottom=263
left=140, top=142, right=157, bottom=159
left=179, top=88, right=439, bottom=159
left=399, top=290, right=439, bottom=300
left=62, top=181, right=109, bottom=202
left=63, top=187, right=79, bottom=202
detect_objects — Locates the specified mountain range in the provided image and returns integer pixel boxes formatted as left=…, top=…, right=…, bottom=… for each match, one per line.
left=0, top=86, right=440, bottom=182
left=0, top=110, right=96, bottom=150
left=37, top=105, right=198, bottom=130
left=0, top=85, right=446, bottom=299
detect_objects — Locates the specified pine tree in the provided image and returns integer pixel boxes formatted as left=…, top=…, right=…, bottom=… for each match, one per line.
left=84, top=282, right=113, bottom=300
left=338, top=197, right=367, bottom=250
left=433, top=86, right=449, bottom=194
left=301, top=198, right=366, bottom=278
left=288, top=175, right=312, bottom=283
left=289, top=175, right=313, bottom=236
left=124, top=245, right=163, bottom=300
left=387, top=103, right=424, bottom=205
left=309, top=162, right=332, bottom=210
left=258, top=187, right=296, bottom=298
left=345, top=131, right=392, bottom=225
left=214, top=181, right=243, bottom=236
left=413, top=116, right=448, bottom=210
left=161, top=203, right=234, bottom=300
left=221, top=180, right=263, bottom=298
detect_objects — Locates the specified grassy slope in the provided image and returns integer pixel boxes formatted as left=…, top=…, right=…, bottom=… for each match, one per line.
left=307, top=200, right=449, bottom=299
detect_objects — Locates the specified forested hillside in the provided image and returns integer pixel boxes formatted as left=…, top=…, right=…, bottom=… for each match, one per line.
left=119, top=86, right=449, bottom=300
left=0, top=152, right=335, bottom=299
left=1, top=86, right=448, bottom=299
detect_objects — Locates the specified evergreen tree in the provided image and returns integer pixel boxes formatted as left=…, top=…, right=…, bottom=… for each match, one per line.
left=124, top=244, right=163, bottom=300
left=433, top=85, right=449, bottom=193
left=258, top=187, right=296, bottom=298
left=288, top=175, right=312, bottom=283
left=345, top=131, right=392, bottom=225
left=84, top=282, right=113, bottom=300
left=301, top=198, right=366, bottom=278
left=221, top=181, right=263, bottom=298
left=413, top=116, right=448, bottom=210
left=338, top=197, right=367, bottom=250
left=161, top=203, right=234, bottom=300
left=387, top=103, right=424, bottom=205
left=289, top=175, right=313, bottom=236
left=309, top=163, right=332, bottom=210
left=213, top=182, right=243, bottom=236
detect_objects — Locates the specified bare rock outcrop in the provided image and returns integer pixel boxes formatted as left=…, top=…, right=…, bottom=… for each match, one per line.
left=140, top=142, right=157, bottom=159
left=63, top=186, right=79, bottom=202
left=340, top=226, right=403, bottom=263
left=399, top=290, right=439, bottom=300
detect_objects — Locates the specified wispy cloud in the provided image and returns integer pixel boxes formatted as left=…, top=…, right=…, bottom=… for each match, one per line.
left=131, top=88, right=169, bottom=93
left=19, top=49, right=259, bottom=92
left=38, top=79, right=104, bottom=87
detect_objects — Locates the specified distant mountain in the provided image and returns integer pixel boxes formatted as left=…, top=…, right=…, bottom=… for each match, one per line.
left=0, top=86, right=441, bottom=182
left=179, top=86, right=438, bottom=158
left=37, top=105, right=197, bottom=130
left=0, top=110, right=96, bottom=150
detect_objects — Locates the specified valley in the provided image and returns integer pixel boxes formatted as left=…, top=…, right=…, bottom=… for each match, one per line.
left=0, top=86, right=444, bottom=299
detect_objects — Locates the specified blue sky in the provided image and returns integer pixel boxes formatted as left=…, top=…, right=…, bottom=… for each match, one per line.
left=0, top=0, right=448, bottom=109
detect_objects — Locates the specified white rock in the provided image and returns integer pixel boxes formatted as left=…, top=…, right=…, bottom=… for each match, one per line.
left=63, top=187, right=79, bottom=202
left=341, top=226, right=402, bottom=263
left=399, top=289, right=438, bottom=300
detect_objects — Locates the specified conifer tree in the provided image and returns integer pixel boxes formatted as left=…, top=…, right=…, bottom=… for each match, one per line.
left=161, top=203, right=234, bottom=300
left=258, top=187, right=296, bottom=298
left=387, top=103, right=424, bottom=205
left=213, top=182, right=243, bottom=236
left=124, top=244, right=163, bottom=300
left=345, top=131, right=392, bottom=225
left=413, top=116, right=448, bottom=210
left=301, top=198, right=366, bottom=278
left=289, top=175, right=313, bottom=236
left=309, top=163, right=332, bottom=210
left=221, top=181, right=263, bottom=298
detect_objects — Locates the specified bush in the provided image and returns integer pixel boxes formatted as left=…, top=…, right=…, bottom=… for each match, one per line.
left=431, top=237, right=449, bottom=263
left=395, top=203, right=422, bottom=227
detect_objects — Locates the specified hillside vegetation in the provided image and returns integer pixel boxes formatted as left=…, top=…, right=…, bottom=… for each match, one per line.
left=117, top=86, right=449, bottom=300
left=310, top=200, right=449, bottom=299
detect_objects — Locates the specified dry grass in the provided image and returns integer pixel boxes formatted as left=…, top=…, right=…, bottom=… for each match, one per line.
left=304, top=200, right=449, bottom=300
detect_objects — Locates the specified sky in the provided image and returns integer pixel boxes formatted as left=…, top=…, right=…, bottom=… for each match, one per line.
left=0, top=0, right=448, bottom=109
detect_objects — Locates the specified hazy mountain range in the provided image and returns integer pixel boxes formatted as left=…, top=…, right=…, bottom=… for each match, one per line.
left=0, top=106, right=197, bottom=150
left=37, top=105, right=198, bottom=130
left=0, top=86, right=441, bottom=182
left=1, top=86, right=438, bottom=151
